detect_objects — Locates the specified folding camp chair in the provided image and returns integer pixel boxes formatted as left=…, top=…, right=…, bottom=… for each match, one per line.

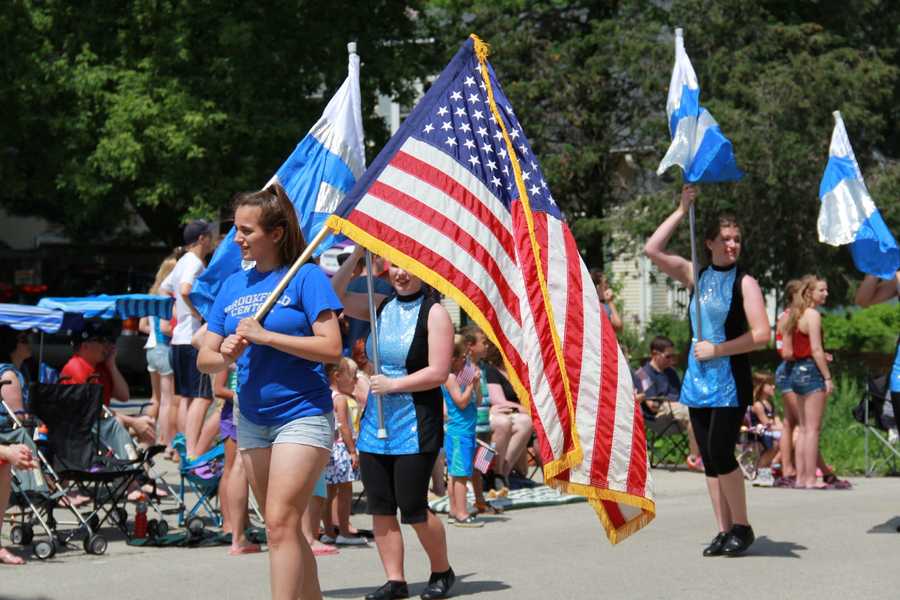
left=171, top=433, right=224, bottom=534
left=29, top=382, right=145, bottom=554
left=853, top=374, right=900, bottom=476
left=643, top=398, right=690, bottom=469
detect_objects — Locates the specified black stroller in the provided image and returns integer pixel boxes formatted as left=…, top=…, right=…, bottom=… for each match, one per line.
left=0, top=424, right=63, bottom=560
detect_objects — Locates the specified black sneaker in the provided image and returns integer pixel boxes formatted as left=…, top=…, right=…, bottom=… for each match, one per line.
left=722, top=524, right=755, bottom=557
left=702, top=531, right=729, bottom=557
left=365, top=581, right=409, bottom=600
left=420, top=568, right=456, bottom=599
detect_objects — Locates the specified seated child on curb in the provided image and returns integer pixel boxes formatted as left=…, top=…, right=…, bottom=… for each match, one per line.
left=751, top=371, right=783, bottom=481
left=323, top=358, right=366, bottom=545
left=443, top=338, right=483, bottom=527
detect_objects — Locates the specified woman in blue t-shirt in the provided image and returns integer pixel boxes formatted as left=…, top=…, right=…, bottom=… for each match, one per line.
left=645, top=185, right=769, bottom=558
left=332, top=245, right=455, bottom=600
left=198, top=184, right=343, bottom=600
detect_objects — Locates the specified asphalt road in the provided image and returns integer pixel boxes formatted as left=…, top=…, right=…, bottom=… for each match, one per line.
left=3, top=468, right=900, bottom=600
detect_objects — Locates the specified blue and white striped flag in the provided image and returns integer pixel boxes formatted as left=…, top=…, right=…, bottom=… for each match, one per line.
left=818, top=110, right=899, bottom=279
left=657, top=28, right=742, bottom=183
left=191, top=47, right=366, bottom=318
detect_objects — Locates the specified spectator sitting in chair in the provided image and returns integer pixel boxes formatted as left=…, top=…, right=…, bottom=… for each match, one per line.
left=60, top=321, right=156, bottom=446
left=635, top=335, right=703, bottom=472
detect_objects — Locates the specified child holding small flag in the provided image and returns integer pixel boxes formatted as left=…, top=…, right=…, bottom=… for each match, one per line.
left=443, top=338, right=482, bottom=528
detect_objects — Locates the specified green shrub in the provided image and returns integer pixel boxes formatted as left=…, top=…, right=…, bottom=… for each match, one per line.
left=822, top=304, right=899, bottom=353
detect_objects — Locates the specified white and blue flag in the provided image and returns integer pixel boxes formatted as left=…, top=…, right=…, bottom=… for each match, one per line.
left=657, top=28, right=742, bottom=183
left=817, top=110, right=898, bottom=279
left=191, top=48, right=366, bottom=318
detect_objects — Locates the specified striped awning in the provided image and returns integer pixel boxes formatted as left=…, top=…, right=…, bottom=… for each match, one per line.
left=37, top=294, right=173, bottom=320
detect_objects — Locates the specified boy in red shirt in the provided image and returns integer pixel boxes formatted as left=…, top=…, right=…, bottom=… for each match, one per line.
left=61, top=322, right=155, bottom=444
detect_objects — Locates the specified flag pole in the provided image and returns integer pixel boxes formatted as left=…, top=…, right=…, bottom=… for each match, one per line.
left=253, top=226, right=331, bottom=321
left=343, top=40, right=387, bottom=439
left=364, top=250, right=388, bottom=439
left=688, top=200, right=702, bottom=341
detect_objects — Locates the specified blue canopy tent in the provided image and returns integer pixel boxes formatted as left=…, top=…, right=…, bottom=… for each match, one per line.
left=0, top=304, right=85, bottom=383
left=37, top=294, right=173, bottom=320
left=0, top=303, right=83, bottom=335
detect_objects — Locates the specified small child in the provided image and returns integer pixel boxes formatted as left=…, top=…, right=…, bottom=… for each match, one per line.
left=443, top=339, right=483, bottom=527
left=323, top=358, right=366, bottom=545
left=751, top=371, right=783, bottom=485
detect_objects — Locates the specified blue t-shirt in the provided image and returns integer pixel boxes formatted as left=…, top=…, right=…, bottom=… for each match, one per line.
left=207, top=263, right=343, bottom=426
left=443, top=385, right=477, bottom=437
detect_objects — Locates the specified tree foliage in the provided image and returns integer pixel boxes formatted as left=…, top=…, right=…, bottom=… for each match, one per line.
left=2, top=0, right=899, bottom=302
left=1, top=0, right=437, bottom=245
left=430, top=0, right=900, bottom=301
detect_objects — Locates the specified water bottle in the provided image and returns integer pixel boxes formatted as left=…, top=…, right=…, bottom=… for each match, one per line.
left=134, top=494, right=148, bottom=539
left=34, top=424, right=49, bottom=454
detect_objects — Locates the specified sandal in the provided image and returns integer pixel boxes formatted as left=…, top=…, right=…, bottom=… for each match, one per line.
left=473, top=500, right=503, bottom=515
left=822, top=473, right=852, bottom=489
left=452, top=514, right=485, bottom=528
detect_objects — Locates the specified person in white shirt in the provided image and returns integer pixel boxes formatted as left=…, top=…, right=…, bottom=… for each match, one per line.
left=161, top=219, right=215, bottom=459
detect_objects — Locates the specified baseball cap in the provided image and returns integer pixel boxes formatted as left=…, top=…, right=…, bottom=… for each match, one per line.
left=183, top=219, right=213, bottom=245
left=70, top=320, right=118, bottom=346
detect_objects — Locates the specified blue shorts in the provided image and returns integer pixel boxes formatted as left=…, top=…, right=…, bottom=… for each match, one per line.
left=313, top=470, right=327, bottom=499
left=444, top=432, right=476, bottom=478
left=170, top=344, right=212, bottom=399
left=775, top=361, right=792, bottom=394
left=238, top=413, right=334, bottom=452
left=789, top=358, right=826, bottom=396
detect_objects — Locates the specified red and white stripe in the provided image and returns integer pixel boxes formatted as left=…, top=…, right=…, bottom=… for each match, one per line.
left=340, top=136, right=653, bottom=541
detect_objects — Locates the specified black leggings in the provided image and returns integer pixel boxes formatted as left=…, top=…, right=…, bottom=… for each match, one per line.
left=359, top=451, right=439, bottom=524
left=689, top=407, right=746, bottom=477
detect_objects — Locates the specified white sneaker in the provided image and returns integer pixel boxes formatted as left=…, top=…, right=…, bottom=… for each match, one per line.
left=335, top=534, right=368, bottom=546
left=754, top=468, right=774, bottom=487
left=320, top=534, right=336, bottom=544
left=889, top=427, right=899, bottom=445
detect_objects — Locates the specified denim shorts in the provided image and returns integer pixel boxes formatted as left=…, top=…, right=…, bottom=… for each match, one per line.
left=238, top=412, right=334, bottom=451
left=775, top=361, right=792, bottom=394
left=145, top=345, right=173, bottom=376
left=789, top=358, right=826, bottom=396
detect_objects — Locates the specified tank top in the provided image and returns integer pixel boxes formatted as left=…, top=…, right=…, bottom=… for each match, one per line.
left=682, top=265, right=753, bottom=408
left=357, top=291, right=443, bottom=455
left=792, top=328, right=812, bottom=359
left=0, top=364, right=28, bottom=430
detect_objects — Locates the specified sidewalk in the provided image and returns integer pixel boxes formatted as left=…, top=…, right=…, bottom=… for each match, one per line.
left=3, top=469, right=899, bottom=600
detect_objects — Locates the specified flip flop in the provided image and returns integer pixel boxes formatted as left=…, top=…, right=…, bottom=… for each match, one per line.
left=228, top=544, right=262, bottom=556
left=312, top=544, right=340, bottom=556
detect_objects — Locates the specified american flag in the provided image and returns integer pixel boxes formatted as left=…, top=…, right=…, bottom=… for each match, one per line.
left=473, top=439, right=496, bottom=475
left=327, top=36, right=654, bottom=543
left=456, top=360, right=478, bottom=389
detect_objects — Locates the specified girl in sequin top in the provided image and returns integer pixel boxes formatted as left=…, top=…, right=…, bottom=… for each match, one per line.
left=332, top=246, right=456, bottom=600
left=645, top=184, right=769, bottom=558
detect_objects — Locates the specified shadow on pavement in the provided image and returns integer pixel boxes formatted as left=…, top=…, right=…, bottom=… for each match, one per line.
left=866, top=516, right=900, bottom=534
left=325, top=573, right=510, bottom=599
left=745, top=535, right=806, bottom=558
